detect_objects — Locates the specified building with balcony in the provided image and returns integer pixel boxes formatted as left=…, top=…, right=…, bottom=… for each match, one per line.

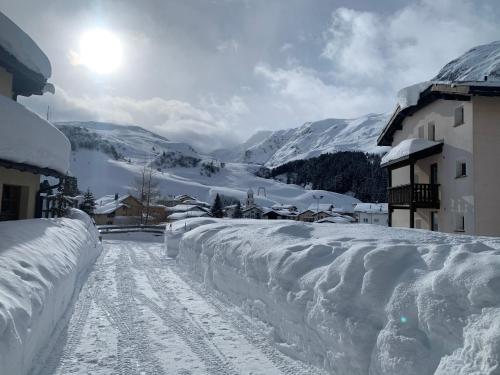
left=378, top=82, right=500, bottom=236
left=0, top=12, right=70, bottom=221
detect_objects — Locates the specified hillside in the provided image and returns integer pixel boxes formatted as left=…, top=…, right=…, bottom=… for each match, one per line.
left=213, top=113, right=389, bottom=167
left=59, top=122, right=360, bottom=211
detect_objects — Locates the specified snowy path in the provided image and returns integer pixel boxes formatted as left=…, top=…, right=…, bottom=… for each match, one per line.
left=39, top=237, right=327, bottom=375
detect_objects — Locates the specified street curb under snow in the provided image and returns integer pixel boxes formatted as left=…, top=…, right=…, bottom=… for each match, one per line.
left=0, top=210, right=102, bottom=375
left=169, top=218, right=500, bottom=375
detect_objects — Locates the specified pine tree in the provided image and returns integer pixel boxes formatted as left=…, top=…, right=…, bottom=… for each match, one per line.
left=232, top=201, right=243, bottom=219
left=51, top=180, right=67, bottom=217
left=211, top=194, right=224, bottom=218
left=80, top=188, right=96, bottom=216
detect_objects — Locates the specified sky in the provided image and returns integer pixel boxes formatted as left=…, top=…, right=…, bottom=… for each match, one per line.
left=1, top=0, right=499, bottom=152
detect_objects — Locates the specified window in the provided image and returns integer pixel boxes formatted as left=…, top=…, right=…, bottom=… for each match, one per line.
left=418, top=125, right=424, bottom=138
left=0, top=185, right=21, bottom=221
left=455, top=214, right=465, bottom=232
left=454, top=106, right=464, bottom=126
left=428, top=122, right=436, bottom=141
left=456, top=161, right=467, bottom=178
left=431, top=212, right=438, bottom=231
left=363, top=218, right=369, bottom=223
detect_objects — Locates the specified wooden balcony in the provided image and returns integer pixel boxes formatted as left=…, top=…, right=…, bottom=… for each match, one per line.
left=388, top=183, right=440, bottom=209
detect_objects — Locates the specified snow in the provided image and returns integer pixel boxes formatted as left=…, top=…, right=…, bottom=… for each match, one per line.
left=0, top=95, right=70, bottom=174
left=95, top=194, right=131, bottom=214
left=397, top=81, right=433, bottom=109
left=381, top=138, right=441, bottom=165
left=434, top=40, right=500, bottom=82
left=37, top=234, right=326, bottom=374
left=171, top=219, right=500, bottom=375
left=354, top=203, right=388, bottom=214
left=167, top=211, right=210, bottom=221
left=0, top=209, right=101, bottom=375
left=0, top=11, right=51, bottom=78
left=213, top=113, right=390, bottom=167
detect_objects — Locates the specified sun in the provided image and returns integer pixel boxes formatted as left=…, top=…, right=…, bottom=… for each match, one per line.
left=78, top=29, right=122, bottom=74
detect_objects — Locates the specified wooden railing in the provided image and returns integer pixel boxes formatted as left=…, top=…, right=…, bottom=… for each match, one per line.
left=388, top=184, right=440, bottom=208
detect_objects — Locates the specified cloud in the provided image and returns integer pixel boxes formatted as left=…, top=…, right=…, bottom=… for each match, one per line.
left=255, top=0, right=500, bottom=122
left=21, top=87, right=249, bottom=152
left=216, top=39, right=240, bottom=53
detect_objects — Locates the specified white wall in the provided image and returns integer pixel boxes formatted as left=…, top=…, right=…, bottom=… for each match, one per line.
left=390, top=99, right=475, bottom=234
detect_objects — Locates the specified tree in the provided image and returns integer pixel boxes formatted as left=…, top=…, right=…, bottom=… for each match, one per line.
left=232, top=201, right=243, bottom=219
left=211, top=194, right=224, bottom=218
left=80, top=188, right=96, bottom=216
left=51, top=180, right=67, bottom=217
left=131, top=164, right=161, bottom=224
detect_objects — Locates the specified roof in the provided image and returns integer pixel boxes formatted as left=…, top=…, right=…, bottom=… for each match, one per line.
left=354, top=203, right=388, bottom=214
left=317, top=216, right=353, bottom=224
left=0, top=95, right=70, bottom=175
left=381, top=139, right=443, bottom=168
left=168, top=211, right=210, bottom=220
left=95, top=194, right=136, bottom=215
left=307, top=203, right=334, bottom=211
left=378, top=82, right=500, bottom=146
left=0, top=12, right=51, bottom=96
left=166, top=204, right=208, bottom=213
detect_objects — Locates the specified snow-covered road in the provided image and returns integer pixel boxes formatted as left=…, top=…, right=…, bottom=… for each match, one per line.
left=38, top=236, right=326, bottom=375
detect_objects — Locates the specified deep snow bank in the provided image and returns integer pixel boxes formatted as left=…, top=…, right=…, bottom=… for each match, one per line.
left=0, top=210, right=102, bottom=375
left=172, top=219, right=500, bottom=375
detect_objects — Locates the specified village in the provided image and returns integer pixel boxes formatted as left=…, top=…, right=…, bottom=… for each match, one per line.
left=2, top=3, right=500, bottom=375
left=79, top=190, right=388, bottom=226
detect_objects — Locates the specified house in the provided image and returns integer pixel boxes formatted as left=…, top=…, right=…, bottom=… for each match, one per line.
left=242, top=206, right=263, bottom=219
left=354, top=203, right=388, bottom=226
left=378, top=81, right=500, bottom=236
left=146, top=204, right=168, bottom=224
left=165, top=204, right=209, bottom=221
left=94, top=194, right=143, bottom=225
left=297, top=210, right=315, bottom=222
left=167, top=211, right=210, bottom=221
left=312, top=210, right=333, bottom=221
left=271, top=204, right=298, bottom=212
left=0, top=12, right=70, bottom=221
left=317, top=215, right=354, bottom=224
left=307, top=203, right=334, bottom=213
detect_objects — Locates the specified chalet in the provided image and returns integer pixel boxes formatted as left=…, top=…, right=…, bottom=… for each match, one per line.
left=94, top=194, right=143, bottom=225
left=242, top=206, right=263, bottom=219
left=0, top=12, right=70, bottom=221
left=297, top=210, right=315, bottom=222
left=312, top=210, right=333, bottom=221
left=378, top=81, right=500, bottom=236
left=354, top=203, right=388, bottom=226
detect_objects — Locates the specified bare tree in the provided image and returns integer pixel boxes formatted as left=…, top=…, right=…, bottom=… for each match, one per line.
left=131, top=164, right=160, bottom=224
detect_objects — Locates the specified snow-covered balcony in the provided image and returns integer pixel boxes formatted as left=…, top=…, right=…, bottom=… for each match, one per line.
left=0, top=95, right=70, bottom=177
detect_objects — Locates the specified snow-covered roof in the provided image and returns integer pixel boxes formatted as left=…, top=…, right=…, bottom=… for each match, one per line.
left=307, top=203, right=334, bottom=212
left=317, top=216, right=352, bottom=224
left=0, top=11, right=51, bottom=79
left=271, top=204, right=297, bottom=210
left=94, top=194, right=135, bottom=214
left=381, top=138, right=442, bottom=166
left=354, top=203, right=388, bottom=214
left=0, top=95, right=70, bottom=175
left=397, top=81, right=433, bottom=110
left=168, top=211, right=209, bottom=220
left=167, top=204, right=207, bottom=213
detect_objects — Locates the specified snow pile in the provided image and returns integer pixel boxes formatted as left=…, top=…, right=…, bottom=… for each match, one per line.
left=397, top=81, right=433, bottom=109
left=434, top=41, right=500, bottom=82
left=172, top=219, right=500, bottom=375
left=0, top=209, right=102, bottom=375
left=0, top=95, right=70, bottom=174
left=0, top=11, right=51, bottom=78
left=381, top=138, right=441, bottom=165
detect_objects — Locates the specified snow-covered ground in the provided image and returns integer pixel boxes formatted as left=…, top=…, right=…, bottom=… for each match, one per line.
left=38, top=233, right=327, bottom=375
left=170, top=218, right=500, bottom=375
left=70, top=148, right=359, bottom=211
left=0, top=210, right=101, bottom=375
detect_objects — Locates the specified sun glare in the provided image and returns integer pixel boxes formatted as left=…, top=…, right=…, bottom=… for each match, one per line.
left=79, top=29, right=122, bottom=74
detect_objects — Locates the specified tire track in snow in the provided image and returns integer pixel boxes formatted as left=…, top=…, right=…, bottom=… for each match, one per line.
left=106, top=248, right=165, bottom=375
left=147, top=251, right=327, bottom=375
left=39, top=247, right=110, bottom=375
left=127, top=245, right=238, bottom=375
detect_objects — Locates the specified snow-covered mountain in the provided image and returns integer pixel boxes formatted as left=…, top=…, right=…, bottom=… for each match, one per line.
left=59, top=121, right=360, bottom=210
left=433, top=40, right=500, bottom=82
left=213, top=113, right=389, bottom=168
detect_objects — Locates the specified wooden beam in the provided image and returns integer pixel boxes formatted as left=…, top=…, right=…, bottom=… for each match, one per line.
left=409, top=163, right=415, bottom=228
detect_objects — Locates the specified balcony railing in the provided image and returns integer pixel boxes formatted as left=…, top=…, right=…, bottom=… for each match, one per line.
left=388, top=183, right=440, bottom=208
